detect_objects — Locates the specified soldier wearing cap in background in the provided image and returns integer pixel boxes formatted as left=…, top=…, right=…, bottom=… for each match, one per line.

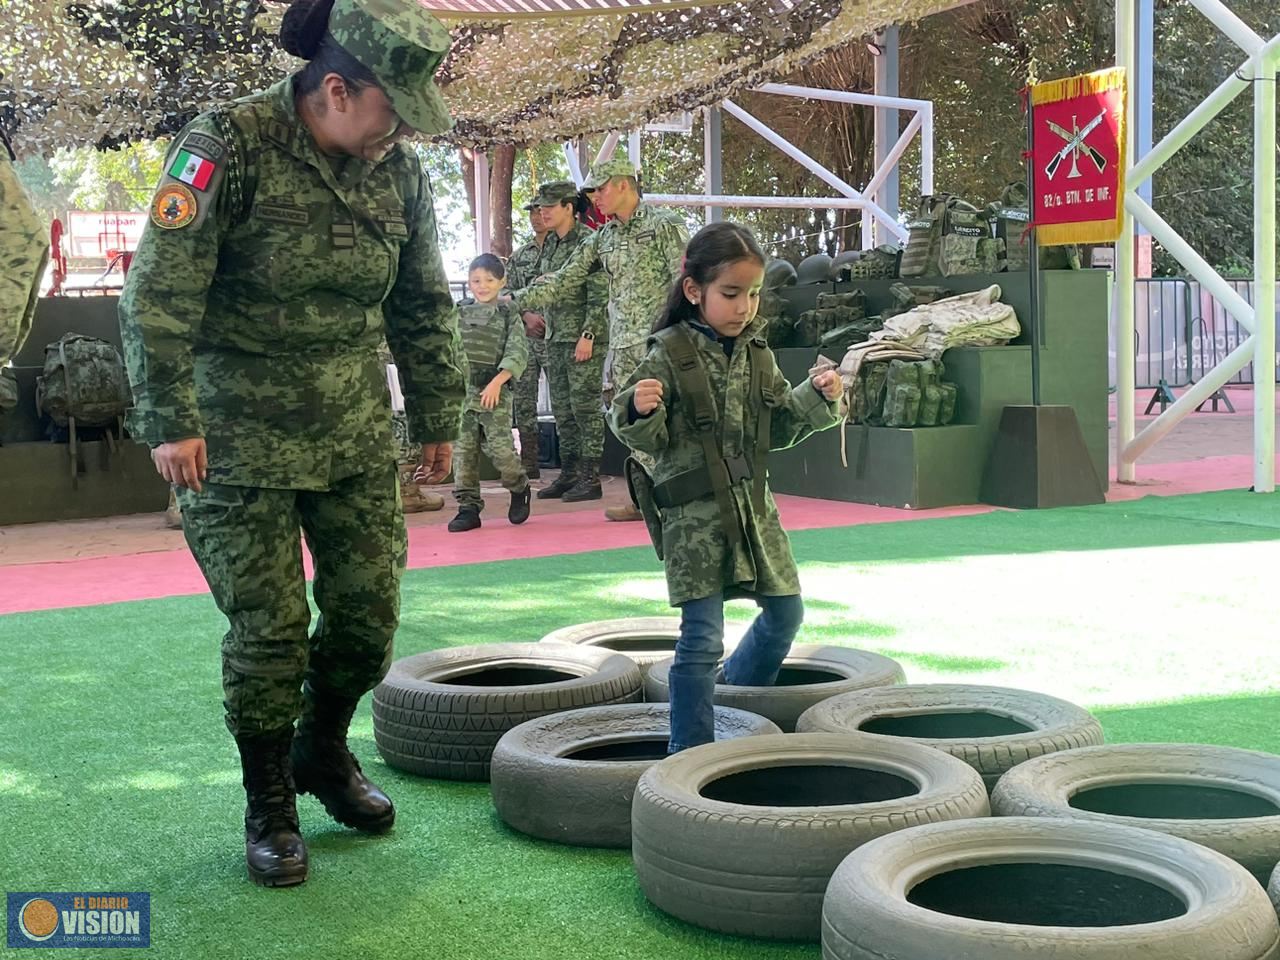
left=526, top=180, right=608, bottom=502
left=0, top=125, right=51, bottom=419
left=506, top=201, right=550, bottom=478
left=510, top=156, right=688, bottom=521
left=118, top=0, right=465, bottom=887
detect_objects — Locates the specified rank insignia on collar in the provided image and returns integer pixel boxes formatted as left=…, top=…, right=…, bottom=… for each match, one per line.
left=151, top=183, right=198, bottom=230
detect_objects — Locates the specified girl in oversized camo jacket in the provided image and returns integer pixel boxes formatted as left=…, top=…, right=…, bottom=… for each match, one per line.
left=609, top=223, right=844, bottom=753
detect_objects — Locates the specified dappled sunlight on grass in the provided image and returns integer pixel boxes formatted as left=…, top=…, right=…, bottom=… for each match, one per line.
left=797, top=540, right=1280, bottom=707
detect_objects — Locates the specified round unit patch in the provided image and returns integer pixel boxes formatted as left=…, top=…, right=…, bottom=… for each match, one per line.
left=151, top=183, right=198, bottom=230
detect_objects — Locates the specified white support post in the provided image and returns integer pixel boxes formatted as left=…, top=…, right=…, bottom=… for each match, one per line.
left=627, top=131, right=641, bottom=167
left=1115, top=0, right=1137, bottom=482
left=645, top=194, right=873, bottom=210
left=1186, top=0, right=1263, bottom=54
left=474, top=151, right=491, bottom=255
left=1127, top=194, right=1256, bottom=332
left=720, top=98, right=904, bottom=239
left=594, top=132, right=621, bottom=165
left=865, top=112, right=923, bottom=204
left=920, top=102, right=934, bottom=196
left=563, top=142, right=583, bottom=187
left=1252, top=45, right=1276, bottom=492
left=1129, top=66, right=1250, bottom=188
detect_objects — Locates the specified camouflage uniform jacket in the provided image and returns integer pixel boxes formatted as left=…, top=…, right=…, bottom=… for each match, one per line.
left=456, top=298, right=527, bottom=412
left=505, top=237, right=545, bottom=292
left=536, top=223, right=608, bottom=344
left=610, top=320, right=840, bottom=606
left=119, top=78, right=466, bottom=491
left=515, top=203, right=687, bottom=350
left=0, top=155, right=50, bottom=366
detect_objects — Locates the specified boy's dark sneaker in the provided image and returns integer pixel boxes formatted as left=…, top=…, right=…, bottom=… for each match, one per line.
left=447, top=507, right=481, bottom=533
left=508, top=487, right=531, bottom=525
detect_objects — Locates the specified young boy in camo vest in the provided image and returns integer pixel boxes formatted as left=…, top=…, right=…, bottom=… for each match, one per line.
left=449, top=254, right=532, bottom=532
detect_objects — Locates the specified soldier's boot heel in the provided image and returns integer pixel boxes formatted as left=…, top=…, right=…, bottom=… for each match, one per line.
left=235, top=726, right=309, bottom=887
left=448, top=508, right=482, bottom=532
left=561, top=458, right=602, bottom=502
left=508, top=486, right=531, bottom=525
left=537, top=457, right=577, bottom=499
left=291, top=684, right=395, bottom=834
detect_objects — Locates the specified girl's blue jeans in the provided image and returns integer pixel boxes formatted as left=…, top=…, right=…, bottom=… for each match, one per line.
left=668, top=592, right=804, bottom=753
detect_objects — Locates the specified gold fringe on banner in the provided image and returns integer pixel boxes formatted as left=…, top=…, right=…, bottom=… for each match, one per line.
left=1031, top=67, right=1128, bottom=245
left=1030, top=67, right=1126, bottom=107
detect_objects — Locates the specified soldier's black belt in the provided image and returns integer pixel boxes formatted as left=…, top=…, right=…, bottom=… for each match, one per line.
left=470, top=366, right=499, bottom=388
left=652, top=456, right=752, bottom=509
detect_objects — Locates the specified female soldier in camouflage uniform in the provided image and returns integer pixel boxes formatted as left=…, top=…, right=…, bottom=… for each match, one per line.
left=119, top=0, right=465, bottom=887
left=609, top=223, right=843, bottom=754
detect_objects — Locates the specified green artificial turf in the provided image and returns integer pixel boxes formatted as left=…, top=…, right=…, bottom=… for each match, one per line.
left=2, top=489, right=1279, bottom=958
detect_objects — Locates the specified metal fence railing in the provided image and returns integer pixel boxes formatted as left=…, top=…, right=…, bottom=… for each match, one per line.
left=1112, top=278, right=1280, bottom=407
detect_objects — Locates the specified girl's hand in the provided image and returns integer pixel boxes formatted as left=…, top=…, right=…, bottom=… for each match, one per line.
left=481, top=379, right=504, bottom=410
left=633, top=379, right=664, bottom=415
left=812, top=370, right=843, bottom=402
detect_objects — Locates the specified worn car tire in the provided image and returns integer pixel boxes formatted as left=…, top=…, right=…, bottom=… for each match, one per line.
left=645, top=644, right=906, bottom=731
left=797, top=683, right=1103, bottom=790
left=632, top=732, right=988, bottom=940
left=991, top=743, right=1280, bottom=880
left=372, top=643, right=642, bottom=781
left=538, top=618, right=743, bottom=676
left=491, top=703, right=779, bottom=847
left=822, top=817, right=1280, bottom=960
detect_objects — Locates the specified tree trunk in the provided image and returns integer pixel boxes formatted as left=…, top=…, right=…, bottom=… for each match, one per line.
left=489, top=143, right=516, bottom=258
left=459, top=147, right=476, bottom=222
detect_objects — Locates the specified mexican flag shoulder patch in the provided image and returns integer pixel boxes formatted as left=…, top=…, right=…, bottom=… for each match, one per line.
left=168, top=148, right=217, bottom=191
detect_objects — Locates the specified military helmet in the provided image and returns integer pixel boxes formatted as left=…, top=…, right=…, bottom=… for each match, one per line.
left=328, top=0, right=453, bottom=136
left=764, top=258, right=797, bottom=289
left=795, top=253, right=833, bottom=286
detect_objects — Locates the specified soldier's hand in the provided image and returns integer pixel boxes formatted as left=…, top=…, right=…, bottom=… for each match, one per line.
left=574, top=336, right=594, bottom=362
left=416, top=442, right=453, bottom=484
left=633, top=379, right=664, bottom=415
left=480, top=380, right=503, bottom=410
left=152, top=438, right=207, bottom=492
left=522, top=312, right=546, bottom=338
left=811, top=370, right=843, bottom=402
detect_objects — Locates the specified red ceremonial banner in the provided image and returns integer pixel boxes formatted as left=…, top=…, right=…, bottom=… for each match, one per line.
left=1030, top=68, right=1127, bottom=245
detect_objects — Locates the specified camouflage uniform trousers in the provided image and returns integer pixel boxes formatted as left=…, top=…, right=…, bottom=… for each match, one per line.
left=177, top=465, right=407, bottom=737
left=453, top=394, right=529, bottom=511
left=546, top=341, right=606, bottom=463
left=609, top=341, right=655, bottom=473
left=512, top=335, right=548, bottom=456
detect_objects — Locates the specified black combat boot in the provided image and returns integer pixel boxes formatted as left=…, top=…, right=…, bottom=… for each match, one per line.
left=508, top=486, right=531, bottom=525
left=291, top=684, right=395, bottom=834
left=536, top=456, right=577, bottom=499
left=448, top=507, right=482, bottom=532
left=234, top=726, right=309, bottom=888
left=519, top=429, right=540, bottom=479
left=561, top=458, right=602, bottom=502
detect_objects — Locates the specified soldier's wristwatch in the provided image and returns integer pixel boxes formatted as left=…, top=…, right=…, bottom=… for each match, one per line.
left=580, top=331, right=595, bottom=341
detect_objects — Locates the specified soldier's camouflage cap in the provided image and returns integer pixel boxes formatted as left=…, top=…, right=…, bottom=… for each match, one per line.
left=329, top=0, right=453, bottom=136
left=582, top=156, right=638, bottom=190
left=531, top=180, right=580, bottom=207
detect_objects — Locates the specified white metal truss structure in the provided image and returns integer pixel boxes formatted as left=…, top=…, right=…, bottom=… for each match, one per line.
left=1114, top=0, right=1276, bottom=492
left=549, top=83, right=933, bottom=250
left=640, top=83, right=933, bottom=248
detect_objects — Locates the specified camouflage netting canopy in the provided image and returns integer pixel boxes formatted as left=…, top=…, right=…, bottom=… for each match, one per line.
left=1, top=0, right=962, bottom=156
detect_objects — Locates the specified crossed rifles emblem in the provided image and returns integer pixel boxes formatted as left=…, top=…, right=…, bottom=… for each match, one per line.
left=1044, top=109, right=1108, bottom=180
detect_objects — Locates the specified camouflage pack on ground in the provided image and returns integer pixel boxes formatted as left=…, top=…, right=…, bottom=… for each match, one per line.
left=36, top=334, right=130, bottom=429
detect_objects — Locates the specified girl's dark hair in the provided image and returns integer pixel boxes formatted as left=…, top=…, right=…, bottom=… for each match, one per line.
left=469, top=253, right=505, bottom=279
left=281, top=0, right=380, bottom=98
left=652, top=222, right=766, bottom=333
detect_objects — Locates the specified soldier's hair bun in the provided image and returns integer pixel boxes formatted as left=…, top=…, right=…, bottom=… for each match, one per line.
left=280, top=0, right=336, bottom=60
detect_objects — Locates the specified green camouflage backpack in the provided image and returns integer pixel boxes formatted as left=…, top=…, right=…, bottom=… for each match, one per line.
left=794, top=291, right=868, bottom=346
left=36, top=334, right=130, bottom=431
left=902, top=194, right=1000, bottom=277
